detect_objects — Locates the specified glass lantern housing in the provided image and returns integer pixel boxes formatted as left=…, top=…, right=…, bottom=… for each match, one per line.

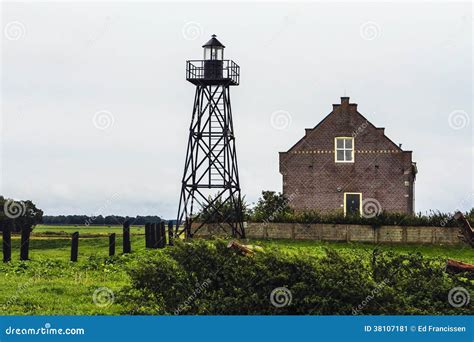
left=204, top=46, right=224, bottom=60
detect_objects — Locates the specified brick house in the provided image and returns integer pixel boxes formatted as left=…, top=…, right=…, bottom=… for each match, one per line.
left=279, top=97, right=417, bottom=216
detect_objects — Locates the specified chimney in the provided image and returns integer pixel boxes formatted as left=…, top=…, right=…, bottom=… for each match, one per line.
left=341, top=96, right=350, bottom=104
left=340, top=96, right=358, bottom=111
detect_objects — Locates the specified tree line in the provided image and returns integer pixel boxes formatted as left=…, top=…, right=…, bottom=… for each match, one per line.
left=42, top=215, right=164, bottom=225
left=1, top=195, right=164, bottom=231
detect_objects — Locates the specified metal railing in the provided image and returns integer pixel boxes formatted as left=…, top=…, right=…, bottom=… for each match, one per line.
left=186, top=60, right=240, bottom=85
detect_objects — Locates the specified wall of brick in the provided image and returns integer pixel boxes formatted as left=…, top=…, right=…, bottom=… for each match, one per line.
left=279, top=97, right=416, bottom=214
left=193, top=223, right=462, bottom=245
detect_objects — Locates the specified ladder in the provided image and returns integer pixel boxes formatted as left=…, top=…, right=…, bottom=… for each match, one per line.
left=209, top=100, right=226, bottom=185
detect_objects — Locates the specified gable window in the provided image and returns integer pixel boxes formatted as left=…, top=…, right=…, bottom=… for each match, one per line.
left=335, top=137, right=354, bottom=163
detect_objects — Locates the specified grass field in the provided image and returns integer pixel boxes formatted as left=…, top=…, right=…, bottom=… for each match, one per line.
left=0, top=224, right=473, bottom=315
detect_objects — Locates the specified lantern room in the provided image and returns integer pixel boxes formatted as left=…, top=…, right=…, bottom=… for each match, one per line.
left=203, top=34, right=225, bottom=60
left=186, top=35, right=240, bottom=86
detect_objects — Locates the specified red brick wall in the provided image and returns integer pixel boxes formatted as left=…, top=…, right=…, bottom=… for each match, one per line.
left=279, top=97, right=416, bottom=214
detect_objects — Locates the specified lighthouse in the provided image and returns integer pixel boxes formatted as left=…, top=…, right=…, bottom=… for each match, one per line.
left=176, top=35, right=245, bottom=238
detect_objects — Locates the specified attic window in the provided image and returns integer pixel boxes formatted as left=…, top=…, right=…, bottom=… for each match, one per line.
left=335, top=137, right=354, bottom=163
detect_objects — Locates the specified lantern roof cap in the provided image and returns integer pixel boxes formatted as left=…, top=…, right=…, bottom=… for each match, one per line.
left=202, top=34, right=225, bottom=48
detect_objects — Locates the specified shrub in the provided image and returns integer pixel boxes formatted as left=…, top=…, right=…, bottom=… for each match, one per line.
left=248, top=191, right=473, bottom=227
left=0, top=196, right=43, bottom=232
left=121, top=240, right=473, bottom=315
left=193, top=195, right=250, bottom=223
left=251, top=191, right=293, bottom=222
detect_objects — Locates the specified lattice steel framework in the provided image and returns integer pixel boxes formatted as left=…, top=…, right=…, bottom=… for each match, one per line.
left=176, top=38, right=244, bottom=238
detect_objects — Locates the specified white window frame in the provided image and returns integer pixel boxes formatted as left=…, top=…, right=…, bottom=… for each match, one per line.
left=334, top=137, right=355, bottom=163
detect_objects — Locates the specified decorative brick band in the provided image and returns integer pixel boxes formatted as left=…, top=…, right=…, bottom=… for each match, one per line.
left=356, top=150, right=400, bottom=154
left=290, top=150, right=333, bottom=154
left=290, top=149, right=400, bottom=154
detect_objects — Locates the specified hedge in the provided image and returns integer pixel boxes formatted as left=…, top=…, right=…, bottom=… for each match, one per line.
left=120, top=239, right=473, bottom=315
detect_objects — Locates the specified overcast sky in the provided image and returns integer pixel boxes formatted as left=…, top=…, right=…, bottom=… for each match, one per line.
left=1, top=1, right=472, bottom=219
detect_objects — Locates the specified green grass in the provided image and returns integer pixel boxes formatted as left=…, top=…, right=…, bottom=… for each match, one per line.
left=0, top=225, right=473, bottom=315
left=251, top=239, right=474, bottom=264
left=33, top=224, right=144, bottom=236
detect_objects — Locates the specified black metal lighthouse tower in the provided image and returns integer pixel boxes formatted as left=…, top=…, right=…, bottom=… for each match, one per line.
left=176, top=35, right=245, bottom=238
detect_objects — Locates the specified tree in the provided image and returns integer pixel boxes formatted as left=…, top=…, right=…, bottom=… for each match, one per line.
left=251, top=191, right=293, bottom=222
left=0, top=196, right=43, bottom=232
left=194, top=194, right=249, bottom=223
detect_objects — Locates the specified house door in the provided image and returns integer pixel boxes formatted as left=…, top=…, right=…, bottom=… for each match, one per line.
left=344, top=193, right=361, bottom=216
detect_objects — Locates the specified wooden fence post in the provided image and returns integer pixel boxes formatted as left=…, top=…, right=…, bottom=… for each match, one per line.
left=150, top=223, right=156, bottom=249
left=71, top=232, right=79, bottom=262
left=151, top=223, right=158, bottom=249
left=156, top=222, right=162, bottom=248
left=109, top=233, right=116, bottom=256
left=20, top=226, right=31, bottom=261
left=168, top=221, right=174, bottom=246
left=145, top=223, right=151, bottom=248
left=2, top=223, right=11, bottom=263
left=123, top=222, right=131, bottom=253
left=160, top=222, right=166, bottom=248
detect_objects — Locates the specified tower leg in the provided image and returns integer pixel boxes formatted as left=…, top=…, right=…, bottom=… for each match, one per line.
left=177, top=84, right=245, bottom=238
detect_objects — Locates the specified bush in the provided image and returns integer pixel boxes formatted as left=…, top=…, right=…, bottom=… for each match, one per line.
left=0, top=196, right=43, bottom=232
left=248, top=192, right=472, bottom=227
left=272, top=209, right=471, bottom=227
left=251, top=191, right=293, bottom=222
left=193, top=195, right=250, bottom=223
left=120, top=240, right=473, bottom=315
